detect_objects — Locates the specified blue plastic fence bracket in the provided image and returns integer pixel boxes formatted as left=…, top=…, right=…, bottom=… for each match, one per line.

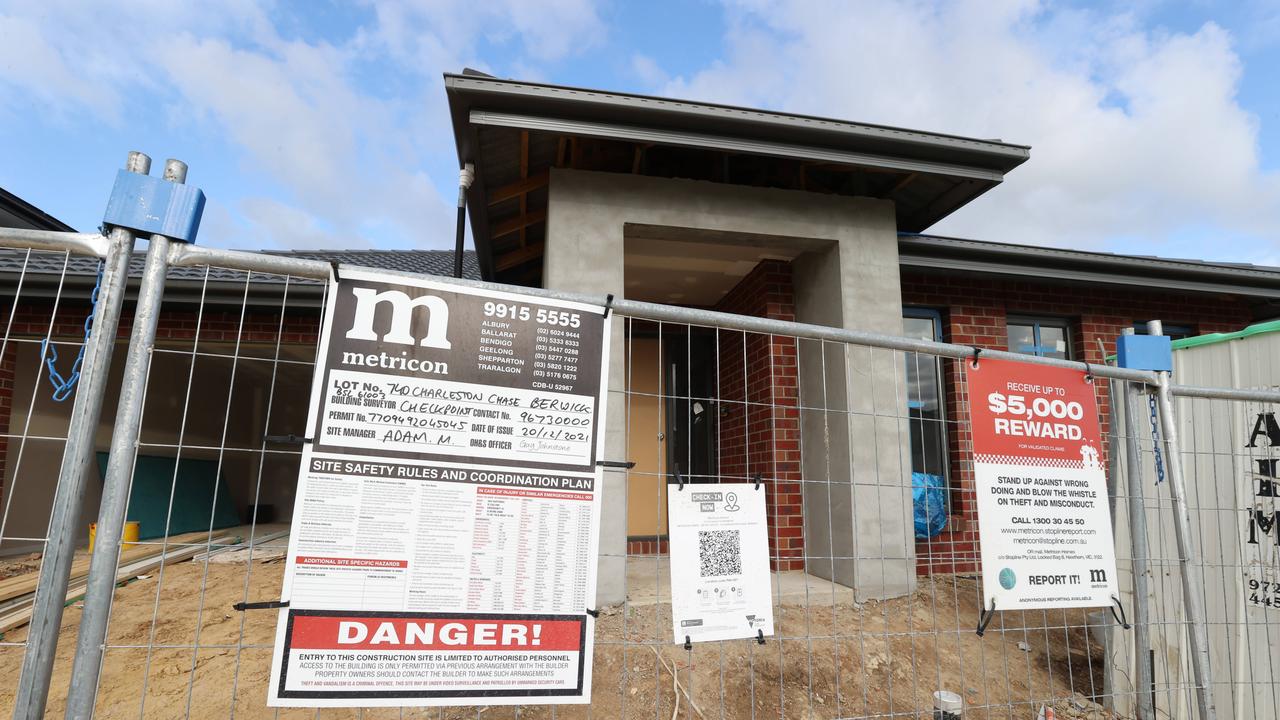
left=1115, top=334, right=1173, bottom=372
left=102, top=169, right=205, bottom=243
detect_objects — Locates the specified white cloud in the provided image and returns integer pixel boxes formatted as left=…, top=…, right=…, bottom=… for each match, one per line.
left=0, top=0, right=605, bottom=249
left=660, top=0, right=1280, bottom=262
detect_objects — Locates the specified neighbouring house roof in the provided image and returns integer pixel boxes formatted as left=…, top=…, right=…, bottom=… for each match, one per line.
left=0, top=248, right=479, bottom=306
left=4, top=235, right=1277, bottom=311
left=899, top=234, right=1280, bottom=300
left=444, top=71, right=1031, bottom=283
left=0, top=187, right=76, bottom=232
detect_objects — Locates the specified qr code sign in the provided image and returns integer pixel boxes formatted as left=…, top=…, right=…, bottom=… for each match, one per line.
left=698, top=529, right=741, bottom=577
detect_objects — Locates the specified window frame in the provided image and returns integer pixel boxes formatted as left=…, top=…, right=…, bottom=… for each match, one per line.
left=902, top=307, right=951, bottom=490
left=1006, top=314, right=1074, bottom=359
left=1134, top=322, right=1194, bottom=341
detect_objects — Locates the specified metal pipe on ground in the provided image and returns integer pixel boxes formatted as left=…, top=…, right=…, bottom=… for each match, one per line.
left=11, top=151, right=151, bottom=720
left=62, top=158, right=188, bottom=720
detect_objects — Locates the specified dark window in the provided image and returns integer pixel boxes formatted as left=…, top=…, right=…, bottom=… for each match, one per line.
left=1007, top=316, right=1072, bottom=359
left=1134, top=322, right=1193, bottom=341
left=903, top=309, right=949, bottom=486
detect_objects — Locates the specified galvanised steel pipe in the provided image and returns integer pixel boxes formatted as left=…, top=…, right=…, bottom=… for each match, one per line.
left=1151, top=318, right=1218, bottom=720
left=12, top=151, right=151, bottom=720
left=0, top=229, right=110, bottom=258
left=63, top=158, right=188, bottom=720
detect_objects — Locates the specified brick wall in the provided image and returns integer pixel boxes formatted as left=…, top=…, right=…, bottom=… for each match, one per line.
left=713, top=260, right=804, bottom=570
left=901, top=270, right=1253, bottom=576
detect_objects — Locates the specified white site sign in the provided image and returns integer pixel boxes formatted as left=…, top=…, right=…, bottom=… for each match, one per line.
left=668, top=483, right=774, bottom=643
left=267, top=267, right=609, bottom=707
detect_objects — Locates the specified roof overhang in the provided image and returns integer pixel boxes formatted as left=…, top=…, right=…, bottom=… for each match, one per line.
left=899, top=235, right=1280, bottom=299
left=446, top=72, right=1030, bottom=283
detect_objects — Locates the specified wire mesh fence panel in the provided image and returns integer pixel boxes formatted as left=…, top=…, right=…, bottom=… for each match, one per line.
left=0, top=248, right=108, bottom=705
left=5, top=246, right=1280, bottom=718
left=1101, top=347, right=1280, bottom=720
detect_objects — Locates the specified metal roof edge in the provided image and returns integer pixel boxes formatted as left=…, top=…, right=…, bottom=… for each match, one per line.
left=444, top=73, right=1030, bottom=172
left=1172, top=319, right=1280, bottom=351
left=900, top=234, right=1280, bottom=284
left=0, top=187, right=76, bottom=232
left=898, top=253, right=1280, bottom=299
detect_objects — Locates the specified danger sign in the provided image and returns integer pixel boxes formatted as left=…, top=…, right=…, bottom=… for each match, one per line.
left=267, top=269, right=610, bottom=707
left=278, top=612, right=587, bottom=701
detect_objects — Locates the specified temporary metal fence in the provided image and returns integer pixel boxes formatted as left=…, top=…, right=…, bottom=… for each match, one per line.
left=2, top=152, right=1279, bottom=719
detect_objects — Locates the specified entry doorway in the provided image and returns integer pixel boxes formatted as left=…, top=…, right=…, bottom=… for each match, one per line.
left=624, top=325, right=720, bottom=546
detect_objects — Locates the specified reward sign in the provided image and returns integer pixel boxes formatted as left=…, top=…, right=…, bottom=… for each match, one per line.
left=966, top=358, right=1118, bottom=610
left=268, top=269, right=609, bottom=707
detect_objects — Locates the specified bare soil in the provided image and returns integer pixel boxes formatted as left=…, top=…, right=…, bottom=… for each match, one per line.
left=0, top=561, right=1115, bottom=719
left=0, top=553, right=46, bottom=580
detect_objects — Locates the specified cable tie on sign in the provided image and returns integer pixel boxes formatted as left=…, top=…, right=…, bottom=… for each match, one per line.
left=970, top=346, right=982, bottom=368
left=596, top=460, right=636, bottom=469
left=1082, top=361, right=1094, bottom=383
left=233, top=600, right=289, bottom=612
left=264, top=434, right=311, bottom=446
left=753, top=473, right=763, bottom=491
left=1110, top=595, right=1132, bottom=630
left=756, top=629, right=765, bottom=645
left=684, top=636, right=692, bottom=651
left=585, top=607, right=599, bottom=618
left=673, top=466, right=685, bottom=491
left=329, top=260, right=341, bottom=282
left=602, top=293, right=614, bottom=319
left=976, top=596, right=997, bottom=637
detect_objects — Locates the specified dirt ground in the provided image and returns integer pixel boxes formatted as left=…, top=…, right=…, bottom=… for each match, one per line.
left=0, top=560, right=1116, bottom=719
left=0, top=553, right=43, bottom=580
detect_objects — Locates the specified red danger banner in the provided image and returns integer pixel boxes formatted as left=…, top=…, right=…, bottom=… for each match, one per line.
left=290, top=615, right=583, bottom=652
left=965, top=358, right=1118, bottom=610
left=278, top=611, right=587, bottom=701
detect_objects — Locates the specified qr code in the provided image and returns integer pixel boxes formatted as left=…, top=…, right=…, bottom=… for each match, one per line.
left=698, top=529, right=741, bottom=577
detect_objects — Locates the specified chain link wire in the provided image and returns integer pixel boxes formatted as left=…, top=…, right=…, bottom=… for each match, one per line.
left=38, top=260, right=103, bottom=402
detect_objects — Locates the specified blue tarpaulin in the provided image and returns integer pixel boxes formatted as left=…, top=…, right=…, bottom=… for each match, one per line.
left=912, top=472, right=948, bottom=539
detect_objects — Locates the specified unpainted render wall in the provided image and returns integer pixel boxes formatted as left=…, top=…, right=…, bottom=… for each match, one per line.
left=545, top=169, right=915, bottom=605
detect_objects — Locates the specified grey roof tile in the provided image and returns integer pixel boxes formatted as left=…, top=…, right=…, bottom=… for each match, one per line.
left=0, top=248, right=481, bottom=283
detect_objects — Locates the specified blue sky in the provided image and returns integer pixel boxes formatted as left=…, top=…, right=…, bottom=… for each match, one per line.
left=1, top=0, right=1278, bottom=263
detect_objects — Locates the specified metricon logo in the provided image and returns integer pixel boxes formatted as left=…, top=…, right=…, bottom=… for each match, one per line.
left=345, top=287, right=452, bottom=349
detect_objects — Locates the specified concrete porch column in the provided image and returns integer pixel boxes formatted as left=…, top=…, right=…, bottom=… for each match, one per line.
left=544, top=168, right=915, bottom=605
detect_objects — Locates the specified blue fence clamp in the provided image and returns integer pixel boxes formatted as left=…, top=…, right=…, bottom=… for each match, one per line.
left=1116, top=334, right=1172, bottom=372
left=102, top=169, right=205, bottom=243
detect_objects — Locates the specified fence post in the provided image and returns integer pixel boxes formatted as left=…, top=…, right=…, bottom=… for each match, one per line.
left=11, top=152, right=151, bottom=720
left=1120, top=329, right=1156, bottom=720
left=1150, top=318, right=1218, bottom=720
left=62, top=158, right=189, bottom=720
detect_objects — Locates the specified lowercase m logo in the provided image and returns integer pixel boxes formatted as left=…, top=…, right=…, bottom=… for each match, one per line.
left=346, top=287, right=452, bottom=349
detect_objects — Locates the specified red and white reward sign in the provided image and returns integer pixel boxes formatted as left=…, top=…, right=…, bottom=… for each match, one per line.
left=278, top=613, right=586, bottom=703
left=965, top=358, right=1118, bottom=610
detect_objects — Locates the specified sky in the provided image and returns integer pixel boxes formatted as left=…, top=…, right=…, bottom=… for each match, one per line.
left=1, top=0, right=1278, bottom=265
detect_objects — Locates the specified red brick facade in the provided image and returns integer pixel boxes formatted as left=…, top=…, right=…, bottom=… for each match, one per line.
left=712, top=261, right=804, bottom=570
left=901, top=270, right=1253, bottom=576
